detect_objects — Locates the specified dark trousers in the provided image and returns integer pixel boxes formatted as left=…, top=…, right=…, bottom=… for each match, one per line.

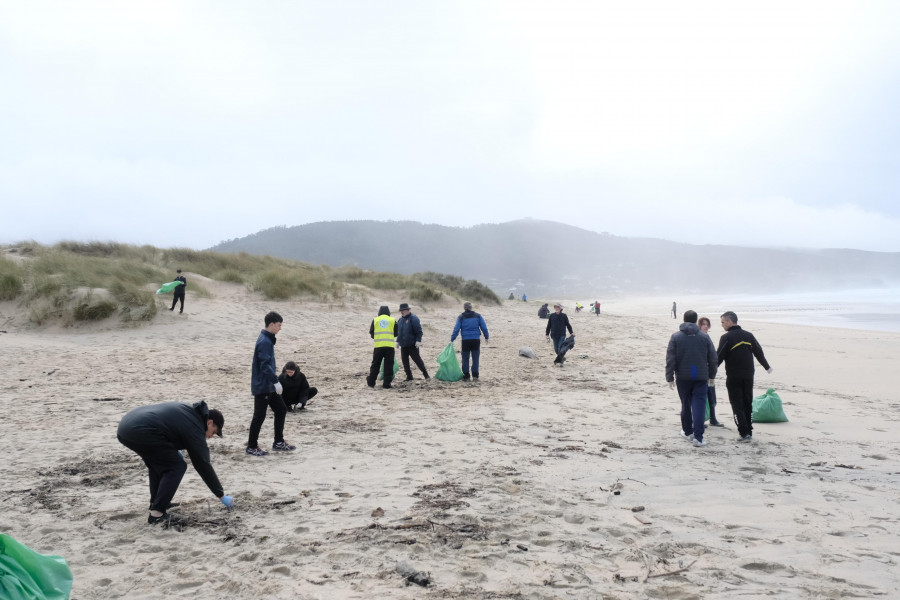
left=707, top=385, right=719, bottom=423
left=400, top=346, right=429, bottom=378
left=170, top=292, right=184, bottom=312
left=676, top=379, right=709, bottom=442
left=461, top=339, right=481, bottom=377
left=247, top=392, right=287, bottom=448
left=367, top=346, right=395, bottom=387
left=117, top=435, right=187, bottom=512
left=726, top=376, right=755, bottom=437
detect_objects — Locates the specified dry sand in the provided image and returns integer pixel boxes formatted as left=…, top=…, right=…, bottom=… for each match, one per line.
left=1, top=280, right=899, bottom=599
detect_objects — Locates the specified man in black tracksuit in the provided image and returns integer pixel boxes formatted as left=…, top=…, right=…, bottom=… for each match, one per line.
left=169, top=269, right=187, bottom=313
left=717, top=311, right=773, bottom=442
left=117, top=401, right=234, bottom=525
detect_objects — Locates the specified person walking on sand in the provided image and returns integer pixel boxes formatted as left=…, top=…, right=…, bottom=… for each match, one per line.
left=396, top=302, right=429, bottom=382
left=672, top=301, right=677, bottom=319
left=594, top=300, right=601, bottom=316
left=247, top=311, right=295, bottom=456
left=367, top=306, right=398, bottom=389
left=451, top=301, right=489, bottom=381
left=279, top=361, right=318, bottom=411
left=698, top=317, right=724, bottom=427
left=717, top=311, right=773, bottom=443
left=545, top=303, right=574, bottom=362
left=169, top=269, right=186, bottom=313
left=666, top=310, right=718, bottom=447
left=117, top=400, right=234, bottom=525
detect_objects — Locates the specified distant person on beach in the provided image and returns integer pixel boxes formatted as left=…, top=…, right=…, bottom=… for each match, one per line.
left=575, top=302, right=583, bottom=313
left=279, top=360, right=317, bottom=411
left=666, top=310, right=718, bottom=447
left=396, top=302, right=430, bottom=382
left=169, top=269, right=186, bottom=313
left=698, top=317, right=724, bottom=427
left=367, top=305, right=397, bottom=389
left=546, top=303, right=574, bottom=359
left=672, top=301, right=677, bottom=319
left=451, top=301, right=489, bottom=381
left=594, top=300, right=601, bottom=316
left=538, top=303, right=550, bottom=319
left=522, top=293, right=527, bottom=302
left=117, top=401, right=234, bottom=525
left=717, top=311, right=773, bottom=443
left=247, top=311, right=295, bottom=456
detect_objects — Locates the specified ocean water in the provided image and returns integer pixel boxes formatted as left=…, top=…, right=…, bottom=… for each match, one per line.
left=712, top=288, right=900, bottom=334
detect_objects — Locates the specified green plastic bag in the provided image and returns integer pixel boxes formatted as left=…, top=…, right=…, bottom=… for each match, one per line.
left=378, top=356, right=400, bottom=381
left=752, top=388, right=789, bottom=423
left=155, top=280, right=184, bottom=294
left=705, top=399, right=710, bottom=422
left=434, top=343, right=464, bottom=381
left=0, top=534, right=73, bottom=600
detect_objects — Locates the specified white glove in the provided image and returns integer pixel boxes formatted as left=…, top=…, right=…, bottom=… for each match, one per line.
left=415, top=341, right=421, bottom=348
left=274, top=382, right=283, bottom=394
left=766, top=367, right=774, bottom=374
left=708, top=379, right=715, bottom=388
left=668, top=381, right=675, bottom=390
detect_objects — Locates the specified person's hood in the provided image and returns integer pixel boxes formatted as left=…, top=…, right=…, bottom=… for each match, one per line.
left=378, top=305, right=391, bottom=316
left=679, top=322, right=700, bottom=335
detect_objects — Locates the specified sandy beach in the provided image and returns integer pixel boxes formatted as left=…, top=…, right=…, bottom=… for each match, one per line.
left=1, top=279, right=899, bottom=599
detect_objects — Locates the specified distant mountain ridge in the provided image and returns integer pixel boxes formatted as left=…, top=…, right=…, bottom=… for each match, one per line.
left=208, top=220, right=900, bottom=295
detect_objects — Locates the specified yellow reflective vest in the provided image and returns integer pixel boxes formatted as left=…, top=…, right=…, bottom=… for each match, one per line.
left=372, top=315, right=396, bottom=348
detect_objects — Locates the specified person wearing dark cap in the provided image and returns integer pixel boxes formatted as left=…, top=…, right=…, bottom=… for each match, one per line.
left=117, top=400, right=234, bottom=525
left=367, top=305, right=398, bottom=389
left=169, top=269, right=187, bottom=313
left=396, top=302, right=429, bottom=382
left=451, top=301, right=489, bottom=381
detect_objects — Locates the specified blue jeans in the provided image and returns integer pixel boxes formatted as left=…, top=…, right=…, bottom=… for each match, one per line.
left=461, top=339, right=481, bottom=377
left=676, top=379, right=709, bottom=442
left=552, top=335, right=566, bottom=355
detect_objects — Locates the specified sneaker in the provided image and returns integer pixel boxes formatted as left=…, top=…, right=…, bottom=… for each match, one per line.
left=246, top=446, right=269, bottom=456
left=382, top=383, right=392, bottom=389
left=405, top=375, right=414, bottom=382
left=462, top=374, right=470, bottom=381
left=680, top=431, right=694, bottom=442
left=710, top=420, right=725, bottom=427
left=424, top=373, right=430, bottom=380
left=272, top=441, right=296, bottom=451
left=148, top=513, right=179, bottom=526
left=737, top=435, right=752, bottom=443
left=693, top=438, right=708, bottom=447
left=473, top=374, right=479, bottom=380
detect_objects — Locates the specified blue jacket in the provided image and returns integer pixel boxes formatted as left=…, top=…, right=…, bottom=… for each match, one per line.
left=665, top=322, right=717, bottom=382
left=451, top=310, right=489, bottom=342
left=396, top=313, right=423, bottom=347
left=251, top=329, right=279, bottom=395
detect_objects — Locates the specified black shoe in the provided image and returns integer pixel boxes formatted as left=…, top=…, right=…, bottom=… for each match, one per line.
left=473, top=374, right=479, bottom=380
left=168, top=308, right=174, bottom=311
left=424, top=373, right=430, bottom=380
left=405, top=375, right=414, bottom=382
left=383, top=383, right=392, bottom=389
left=462, top=375, right=470, bottom=381
left=710, top=420, right=725, bottom=427
left=148, top=513, right=171, bottom=525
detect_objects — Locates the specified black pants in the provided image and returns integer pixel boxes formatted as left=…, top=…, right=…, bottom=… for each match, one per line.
left=726, top=376, right=754, bottom=437
left=247, top=392, right=287, bottom=448
left=707, top=385, right=719, bottom=423
left=170, top=292, right=184, bottom=312
left=287, top=387, right=318, bottom=408
left=117, top=435, right=186, bottom=512
left=367, top=347, right=395, bottom=387
left=400, top=346, right=429, bottom=378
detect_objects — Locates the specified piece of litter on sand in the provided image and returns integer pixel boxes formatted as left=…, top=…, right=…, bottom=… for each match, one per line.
left=633, top=514, right=651, bottom=525
left=631, top=506, right=645, bottom=512
left=516, top=544, right=528, bottom=551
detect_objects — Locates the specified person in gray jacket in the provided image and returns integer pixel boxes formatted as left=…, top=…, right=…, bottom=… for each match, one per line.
left=117, top=400, right=234, bottom=525
left=396, top=302, right=429, bottom=381
left=665, top=310, right=718, bottom=447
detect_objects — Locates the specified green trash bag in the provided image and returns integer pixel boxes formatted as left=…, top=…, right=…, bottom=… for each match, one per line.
left=705, top=399, right=710, bottom=422
left=434, top=343, right=463, bottom=382
left=0, top=534, right=73, bottom=600
left=156, top=280, right=184, bottom=294
left=752, top=388, right=789, bottom=423
left=377, top=356, right=400, bottom=381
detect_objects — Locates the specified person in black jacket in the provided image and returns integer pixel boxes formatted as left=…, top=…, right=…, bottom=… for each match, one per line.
left=538, top=304, right=549, bottom=319
left=545, top=303, right=574, bottom=363
left=117, top=401, right=234, bottom=525
left=717, top=311, right=773, bottom=442
left=396, top=303, right=430, bottom=381
left=279, top=361, right=318, bottom=411
left=169, top=269, right=187, bottom=313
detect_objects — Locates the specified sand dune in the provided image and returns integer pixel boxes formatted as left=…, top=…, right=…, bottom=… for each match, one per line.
left=1, top=282, right=898, bottom=599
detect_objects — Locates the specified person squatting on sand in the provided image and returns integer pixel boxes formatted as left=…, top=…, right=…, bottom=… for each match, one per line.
left=279, top=360, right=317, bottom=411
left=396, top=302, right=430, bottom=381
left=117, top=401, right=234, bottom=525
left=545, top=303, right=574, bottom=364
left=367, top=305, right=397, bottom=389
left=666, top=310, right=718, bottom=447
left=451, top=301, right=489, bottom=381
left=698, top=316, right=725, bottom=426
left=718, top=311, right=773, bottom=442
left=247, top=311, right=296, bottom=456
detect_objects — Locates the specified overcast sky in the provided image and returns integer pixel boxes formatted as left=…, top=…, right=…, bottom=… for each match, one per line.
left=2, top=1, right=900, bottom=252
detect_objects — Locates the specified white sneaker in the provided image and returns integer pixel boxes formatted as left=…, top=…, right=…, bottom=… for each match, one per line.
left=680, top=431, right=694, bottom=442
left=693, top=438, right=708, bottom=447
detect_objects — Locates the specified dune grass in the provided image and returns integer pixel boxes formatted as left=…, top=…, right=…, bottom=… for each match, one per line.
left=3, top=241, right=501, bottom=326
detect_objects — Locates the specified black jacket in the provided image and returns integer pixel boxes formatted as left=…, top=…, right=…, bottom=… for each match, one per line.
left=717, top=325, right=770, bottom=378
left=173, top=275, right=186, bottom=296
left=666, top=322, right=718, bottom=382
left=279, top=370, right=310, bottom=405
left=546, top=312, right=573, bottom=338
left=117, top=401, right=223, bottom=498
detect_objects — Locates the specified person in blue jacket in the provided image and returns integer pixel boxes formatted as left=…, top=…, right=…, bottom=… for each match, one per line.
left=397, top=302, right=429, bottom=381
left=246, top=311, right=296, bottom=456
left=451, top=301, right=489, bottom=381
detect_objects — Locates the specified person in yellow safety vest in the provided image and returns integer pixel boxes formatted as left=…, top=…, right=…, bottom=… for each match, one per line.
left=366, top=305, right=398, bottom=389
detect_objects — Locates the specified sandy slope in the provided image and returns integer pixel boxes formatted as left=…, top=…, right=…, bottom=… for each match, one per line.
left=1, top=282, right=898, bottom=599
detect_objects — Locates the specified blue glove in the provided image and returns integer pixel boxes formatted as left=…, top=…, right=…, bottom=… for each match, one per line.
left=221, top=495, right=235, bottom=508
